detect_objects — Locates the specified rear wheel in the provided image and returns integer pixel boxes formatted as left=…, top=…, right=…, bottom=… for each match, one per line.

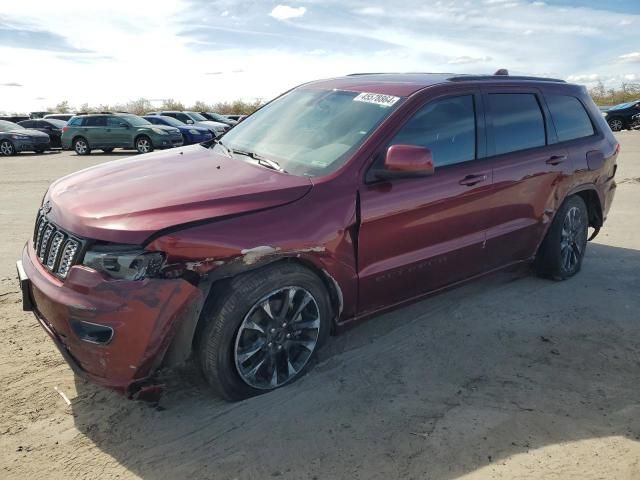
left=198, top=263, right=331, bottom=401
left=73, top=137, right=91, bottom=155
left=608, top=117, right=624, bottom=132
left=0, top=139, right=16, bottom=156
left=135, top=136, right=153, bottom=154
left=534, top=195, right=588, bottom=280
left=35, top=148, right=45, bottom=154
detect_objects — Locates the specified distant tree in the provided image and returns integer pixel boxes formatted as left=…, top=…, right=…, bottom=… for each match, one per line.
left=212, top=98, right=265, bottom=115
left=126, top=98, right=154, bottom=116
left=161, top=98, right=185, bottom=111
left=191, top=100, right=212, bottom=112
left=54, top=100, right=71, bottom=113
left=589, top=82, right=640, bottom=106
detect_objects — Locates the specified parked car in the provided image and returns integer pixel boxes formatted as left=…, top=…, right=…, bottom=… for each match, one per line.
left=29, top=111, right=49, bottom=119
left=199, top=111, right=237, bottom=126
left=61, top=113, right=183, bottom=155
left=17, top=72, right=618, bottom=401
left=148, top=111, right=229, bottom=136
left=632, top=113, right=640, bottom=130
left=44, top=113, right=74, bottom=122
left=143, top=115, right=213, bottom=145
left=0, top=115, right=29, bottom=123
left=225, top=114, right=247, bottom=122
left=0, top=120, right=50, bottom=155
left=18, top=118, right=66, bottom=148
left=602, top=100, right=640, bottom=131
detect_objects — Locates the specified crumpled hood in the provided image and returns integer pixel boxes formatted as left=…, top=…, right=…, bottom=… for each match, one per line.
left=45, top=144, right=312, bottom=244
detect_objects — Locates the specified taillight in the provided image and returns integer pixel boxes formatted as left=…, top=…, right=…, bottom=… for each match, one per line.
left=62, top=126, right=70, bottom=133
left=615, top=143, right=621, bottom=155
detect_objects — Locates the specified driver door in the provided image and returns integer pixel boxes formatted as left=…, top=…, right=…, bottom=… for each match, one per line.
left=357, top=91, right=497, bottom=313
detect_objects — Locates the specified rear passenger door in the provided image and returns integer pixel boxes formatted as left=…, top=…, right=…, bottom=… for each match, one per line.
left=83, top=116, right=108, bottom=147
left=481, top=87, right=571, bottom=268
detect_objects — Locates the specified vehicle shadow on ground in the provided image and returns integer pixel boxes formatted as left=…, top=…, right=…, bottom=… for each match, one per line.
left=70, top=242, right=640, bottom=479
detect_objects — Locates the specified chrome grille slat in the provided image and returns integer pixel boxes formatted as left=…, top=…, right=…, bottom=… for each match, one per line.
left=32, top=209, right=83, bottom=279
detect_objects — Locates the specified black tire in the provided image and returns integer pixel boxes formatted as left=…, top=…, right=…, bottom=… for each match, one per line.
left=73, top=137, right=91, bottom=155
left=607, top=117, right=624, bottom=132
left=135, top=135, right=154, bottom=154
left=35, top=148, right=45, bottom=154
left=0, top=139, right=16, bottom=156
left=102, top=148, right=114, bottom=153
left=198, top=263, right=331, bottom=401
left=534, top=195, right=588, bottom=280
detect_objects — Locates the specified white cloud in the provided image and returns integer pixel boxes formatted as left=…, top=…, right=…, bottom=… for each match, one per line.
left=448, top=55, right=493, bottom=65
left=619, top=52, right=640, bottom=63
left=356, top=7, right=385, bottom=15
left=269, top=5, right=307, bottom=21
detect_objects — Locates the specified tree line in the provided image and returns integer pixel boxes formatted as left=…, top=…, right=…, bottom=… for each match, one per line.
left=45, top=83, right=640, bottom=115
left=50, top=98, right=265, bottom=116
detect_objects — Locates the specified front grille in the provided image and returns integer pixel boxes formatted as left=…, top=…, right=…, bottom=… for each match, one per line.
left=33, top=209, right=83, bottom=279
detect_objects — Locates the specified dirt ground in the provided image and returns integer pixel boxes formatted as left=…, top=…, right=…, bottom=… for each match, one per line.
left=1, top=136, right=640, bottom=480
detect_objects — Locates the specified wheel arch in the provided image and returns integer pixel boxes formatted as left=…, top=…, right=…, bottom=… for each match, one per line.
left=161, top=255, right=344, bottom=369
left=568, top=186, right=603, bottom=229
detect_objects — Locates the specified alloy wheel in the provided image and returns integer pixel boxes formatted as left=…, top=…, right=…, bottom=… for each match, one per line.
left=560, top=206, right=586, bottom=272
left=609, top=119, right=623, bottom=131
left=0, top=140, right=15, bottom=155
left=75, top=140, right=88, bottom=154
left=234, top=286, right=321, bottom=390
left=137, top=138, right=151, bottom=153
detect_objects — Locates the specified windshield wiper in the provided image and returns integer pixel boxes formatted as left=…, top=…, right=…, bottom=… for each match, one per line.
left=232, top=149, right=287, bottom=173
left=207, top=137, right=233, bottom=157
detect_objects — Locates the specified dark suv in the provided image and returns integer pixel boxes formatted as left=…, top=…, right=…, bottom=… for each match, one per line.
left=61, top=113, right=183, bottom=155
left=18, top=73, right=617, bottom=401
left=603, top=100, right=640, bottom=131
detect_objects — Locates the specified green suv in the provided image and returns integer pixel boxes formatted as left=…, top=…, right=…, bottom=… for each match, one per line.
left=61, top=113, right=183, bottom=155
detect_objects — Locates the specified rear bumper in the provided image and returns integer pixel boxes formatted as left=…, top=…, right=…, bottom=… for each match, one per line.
left=19, top=243, right=201, bottom=394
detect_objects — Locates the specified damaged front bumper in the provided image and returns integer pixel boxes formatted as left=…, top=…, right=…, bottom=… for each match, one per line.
left=19, top=243, right=202, bottom=396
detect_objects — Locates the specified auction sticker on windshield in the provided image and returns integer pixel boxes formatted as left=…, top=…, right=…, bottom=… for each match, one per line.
left=353, top=92, right=401, bottom=107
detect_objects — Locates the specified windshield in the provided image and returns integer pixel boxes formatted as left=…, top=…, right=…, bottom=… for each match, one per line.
left=122, top=115, right=151, bottom=126
left=186, top=112, right=207, bottom=121
left=610, top=101, right=638, bottom=111
left=46, top=119, right=67, bottom=128
left=0, top=120, right=24, bottom=131
left=215, top=88, right=402, bottom=176
left=208, top=112, right=231, bottom=122
left=155, top=116, right=184, bottom=127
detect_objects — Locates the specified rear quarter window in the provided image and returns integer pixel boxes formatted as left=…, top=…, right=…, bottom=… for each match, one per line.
left=546, top=94, right=594, bottom=142
left=67, top=117, right=83, bottom=126
left=488, top=93, right=546, bottom=155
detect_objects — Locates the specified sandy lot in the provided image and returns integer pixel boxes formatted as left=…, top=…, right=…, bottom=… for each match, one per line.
left=1, top=136, right=639, bottom=480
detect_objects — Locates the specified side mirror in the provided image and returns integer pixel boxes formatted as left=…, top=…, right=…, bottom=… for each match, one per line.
left=375, top=145, right=435, bottom=180
left=186, top=119, right=194, bottom=124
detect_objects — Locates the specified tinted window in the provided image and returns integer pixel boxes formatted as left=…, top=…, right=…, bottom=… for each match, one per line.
left=107, top=117, right=126, bottom=127
left=45, top=119, right=67, bottom=128
left=389, top=95, right=476, bottom=167
left=488, top=94, right=546, bottom=155
left=545, top=94, right=594, bottom=142
left=85, top=116, right=107, bottom=127
left=68, top=117, right=83, bottom=126
left=19, top=121, right=35, bottom=128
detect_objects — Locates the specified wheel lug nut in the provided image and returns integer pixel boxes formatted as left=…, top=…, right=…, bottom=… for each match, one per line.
left=286, top=333, right=291, bottom=339
left=267, top=342, right=273, bottom=348
left=282, top=322, right=287, bottom=328
left=277, top=345, right=282, bottom=350
left=270, top=328, right=276, bottom=333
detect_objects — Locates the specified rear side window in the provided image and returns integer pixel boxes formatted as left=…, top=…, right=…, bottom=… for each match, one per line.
left=488, top=94, right=546, bottom=155
left=546, top=94, right=594, bottom=142
left=390, top=95, right=476, bottom=167
left=85, top=116, right=107, bottom=127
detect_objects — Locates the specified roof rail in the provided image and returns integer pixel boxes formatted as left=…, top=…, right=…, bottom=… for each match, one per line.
left=346, top=72, right=456, bottom=76
left=449, top=74, right=566, bottom=83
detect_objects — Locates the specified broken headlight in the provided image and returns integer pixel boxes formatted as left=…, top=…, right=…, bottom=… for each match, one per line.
left=83, top=246, right=165, bottom=280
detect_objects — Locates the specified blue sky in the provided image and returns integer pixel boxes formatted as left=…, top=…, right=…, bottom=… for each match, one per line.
left=0, top=0, right=639, bottom=113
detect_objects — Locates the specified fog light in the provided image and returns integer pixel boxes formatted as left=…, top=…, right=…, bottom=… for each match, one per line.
left=70, top=320, right=114, bottom=344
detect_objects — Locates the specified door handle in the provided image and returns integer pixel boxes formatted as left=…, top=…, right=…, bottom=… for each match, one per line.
left=546, top=155, right=567, bottom=165
left=459, top=174, right=488, bottom=186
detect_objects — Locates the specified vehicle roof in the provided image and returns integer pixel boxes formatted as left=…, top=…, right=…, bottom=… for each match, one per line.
left=305, top=73, right=570, bottom=97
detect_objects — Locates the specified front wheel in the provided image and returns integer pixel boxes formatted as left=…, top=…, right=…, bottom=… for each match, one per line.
left=135, top=136, right=153, bottom=154
left=0, top=140, right=16, bottom=156
left=534, top=195, right=588, bottom=280
left=198, top=263, right=331, bottom=401
left=608, top=117, right=624, bottom=132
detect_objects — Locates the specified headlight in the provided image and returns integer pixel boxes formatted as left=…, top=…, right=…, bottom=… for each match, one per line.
left=11, top=134, right=30, bottom=140
left=83, top=246, right=165, bottom=280
left=189, top=129, right=200, bottom=134
left=151, top=127, right=168, bottom=135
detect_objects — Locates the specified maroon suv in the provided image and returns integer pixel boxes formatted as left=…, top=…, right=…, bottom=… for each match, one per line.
left=17, top=73, right=618, bottom=400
